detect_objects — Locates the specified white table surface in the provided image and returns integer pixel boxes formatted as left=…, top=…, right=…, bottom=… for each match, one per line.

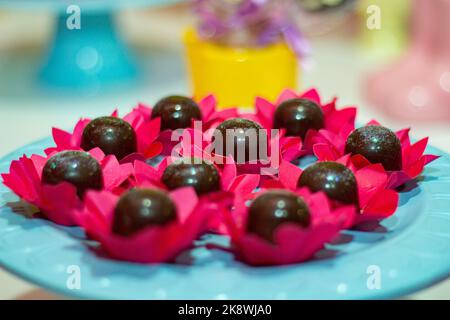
left=0, top=8, right=449, bottom=300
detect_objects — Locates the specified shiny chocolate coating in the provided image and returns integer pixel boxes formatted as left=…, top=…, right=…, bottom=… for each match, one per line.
left=214, top=118, right=265, bottom=163
left=112, top=188, right=177, bottom=237
left=151, top=95, right=202, bottom=131
left=344, top=125, right=402, bottom=171
left=162, top=158, right=221, bottom=195
left=81, top=116, right=137, bottom=160
left=247, top=190, right=311, bottom=243
left=273, top=98, right=324, bottom=139
left=41, top=151, right=103, bottom=198
left=298, top=161, right=358, bottom=206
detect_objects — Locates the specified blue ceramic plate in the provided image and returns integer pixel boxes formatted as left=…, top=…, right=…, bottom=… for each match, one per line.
left=1, top=137, right=450, bottom=300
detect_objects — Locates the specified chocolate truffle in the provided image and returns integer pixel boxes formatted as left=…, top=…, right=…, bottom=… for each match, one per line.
left=344, top=125, right=402, bottom=171
left=247, top=190, right=311, bottom=243
left=162, top=158, right=221, bottom=195
left=41, top=151, right=103, bottom=198
left=151, top=95, right=202, bottom=131
left=112, top=188, right=177, bottom=237
left=81, top=116, right=137, bottom=160
left=273, top=98, right=324, bottom=139
left=298, top=161, right=358, bottom=206
left=214, top=118, right=266, bottom=163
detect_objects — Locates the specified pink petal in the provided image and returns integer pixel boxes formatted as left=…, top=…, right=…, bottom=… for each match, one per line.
left=120, top=153, right=147, bottom=164
left=387, top=171, right=412, bottom=189
left=300, top=88, right=321, bottom=104
left=221, top=158, right=237, bottom=190
left=396, top=128, right=411, bottom=146
left=110, top=109, right=119, bottom=117
left=136, top=117, right=161, bottom=153
left=30, top=154, right=47, bottom=178
left=198, top=94, right=216, bottom=120
left=350, top=154, right=372, bottom=169
left=71, top=119, right=91, bottom=146
left=367, top=119, right=381, bottom=126
left=133, top=160, right=160, bottom=184
left=83, top=190, right=119, bottom=228
left=355, top=164, right=388, bottom=207
left=51, top=127, right=72, bottom=149
left=404, top=157, right=426, bottom=179
left=324, top=107, right=357, bottom=134
left=361, top=189, right=398, bottom=221
left=276, top=89, right=298, bottom=105
left=87, top=148, right=105, bottom=162
left=228, top=174, right=260, bottom=195
left=424, top=154, right=439, bottom=165
left=313, top=143, right=340, bottom=161
left=279, top=161, right=302, bottom=190
left=40, top=183, right=82, bottom=226
left=2, top=156, right=41, bottom=202
left=403, top=137, right=429, bottom=167
left=255, top=97, right=276, bottom=128
left=170, top=187, right=198, bottom=224
left=101, top=156, right=133, bottom=191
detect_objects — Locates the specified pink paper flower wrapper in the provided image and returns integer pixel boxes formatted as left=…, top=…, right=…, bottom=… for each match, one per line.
left=263, top=157, right=399, bottom=227
left=45, top=109, right=163, bottom=161
left=250, top=88, right=357, bottom=155
left=1, top=148, right=133, bottom=226
left=313, top=120, right=440, bottom=189
left=202, top=123, right=303, bottom=176
left=78, top=187, right=211, bottom=263
left=132, top=154, right=260, bottom=234
left=134, top=95, right=239, bottom=156
left=220, top=188, right=356, bottom=266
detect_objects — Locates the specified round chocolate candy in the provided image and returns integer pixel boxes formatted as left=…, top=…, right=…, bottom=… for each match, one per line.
left=162, top=158, right=221, bottom=195
left=112, top=188, right=177, bottom=237
left=247, top=190, right=311, bottom=243
left=41, top=151, right=103, bottom=198
left=151, top=95, right=202, bottom=131
left=298, top=161, right=359, bottom=206
left=214, top=118, right=265, bottom=163
left=81, top=116, right=137, bottom=160
left=344, top=125, right=402, bottom=171
left=273, top=98, right=324, bottom=139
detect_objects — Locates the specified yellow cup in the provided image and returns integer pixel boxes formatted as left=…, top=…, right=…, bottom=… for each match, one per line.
left=183, top=28, right=299, bottom=109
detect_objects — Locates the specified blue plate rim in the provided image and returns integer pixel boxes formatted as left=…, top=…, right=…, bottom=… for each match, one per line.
left=0, top=137, right=449, bottom=300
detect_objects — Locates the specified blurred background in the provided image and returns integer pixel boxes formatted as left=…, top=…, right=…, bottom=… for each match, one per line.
left=0, top=0, right=449, bottom=299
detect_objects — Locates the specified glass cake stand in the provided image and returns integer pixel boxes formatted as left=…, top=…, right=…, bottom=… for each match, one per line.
left=0, top=0, right=181, bottom=89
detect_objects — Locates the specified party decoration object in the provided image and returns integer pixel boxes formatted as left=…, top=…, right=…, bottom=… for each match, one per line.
left=185, top=0, right=308, bottom=107
left=81, top=117, right=137, bottom=161
left=0, top=88, right=439, bottom=267
left=161, top=158, right=221, bottom=195
left=1, top=149, right=132, bottom=226
left=41, top=150, right=103, bottom=198
left=151, top=96, right=202, bottom=131
left=298, top=161, right=358, bottom=206
left=46, top=109, right=162, bottom=160
left=313, top=119, right=439, bottom=188
left=221, top=188, right=355, bottom=265
left=365, top=0, right=450, bottom=122
left=78, top=187, right=212, bottom=263
left=263, top=158, right=398, bottom=227
left=111, top=188, right=178, bottom=237
left=132, top=155, right=260, bottom=234
left=252, top=88, right=356, bottom=155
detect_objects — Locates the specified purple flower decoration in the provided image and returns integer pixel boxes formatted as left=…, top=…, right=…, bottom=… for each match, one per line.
left=193, top=0, right=310, bottom=57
